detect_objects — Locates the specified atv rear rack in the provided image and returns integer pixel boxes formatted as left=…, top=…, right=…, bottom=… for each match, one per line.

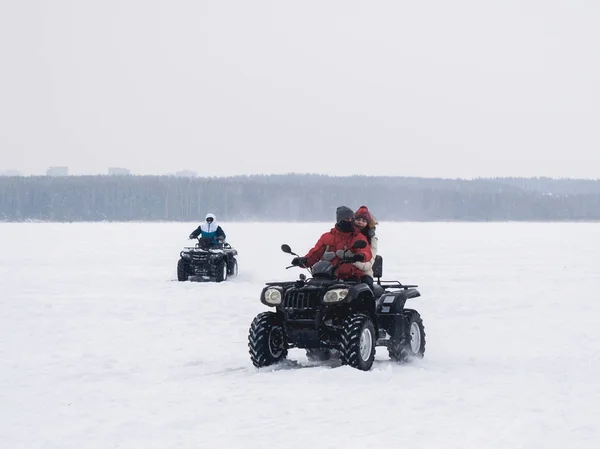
left=378, top=280, right=418, bottom=289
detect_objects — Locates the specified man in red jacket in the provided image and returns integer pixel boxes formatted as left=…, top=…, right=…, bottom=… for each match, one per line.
left=292, top=206, right=372, bottom=280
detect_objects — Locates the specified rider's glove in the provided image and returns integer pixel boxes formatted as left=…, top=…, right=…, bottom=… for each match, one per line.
left=321, top=245, right=335, bottom=262
left=189, top=234, right=196, bottom=239
left=335, top=249, right=354, bottom=260
left=322, top=251, right=336, bottom=261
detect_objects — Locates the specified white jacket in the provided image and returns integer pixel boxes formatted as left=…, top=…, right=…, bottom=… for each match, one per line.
left=353, top=233, right=378, bottom=277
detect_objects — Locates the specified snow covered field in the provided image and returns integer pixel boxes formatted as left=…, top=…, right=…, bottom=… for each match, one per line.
left=1, top=221, right=600, bottom=448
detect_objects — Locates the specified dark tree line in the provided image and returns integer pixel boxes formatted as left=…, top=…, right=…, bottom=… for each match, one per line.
left=1, top=174, right=600, bottom=222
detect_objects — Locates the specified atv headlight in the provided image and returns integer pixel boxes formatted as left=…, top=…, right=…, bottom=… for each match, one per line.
left=323, top=288, right=349, bottom=303
left=263, top=288, right=282, bottom=305
left=180, top=251, right=191, bottom=259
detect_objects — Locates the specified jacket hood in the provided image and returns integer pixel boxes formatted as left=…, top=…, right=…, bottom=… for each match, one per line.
left=200, top=213, right=219, bottom=233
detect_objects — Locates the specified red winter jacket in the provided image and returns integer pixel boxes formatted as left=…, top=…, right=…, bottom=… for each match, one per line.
left=304, top=226, right=372, bottom=280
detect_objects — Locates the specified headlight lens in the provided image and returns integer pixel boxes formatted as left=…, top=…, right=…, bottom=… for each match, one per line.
left=323, top=288, right=349, bottom=303
left=264, top=288, right=282, bottom=305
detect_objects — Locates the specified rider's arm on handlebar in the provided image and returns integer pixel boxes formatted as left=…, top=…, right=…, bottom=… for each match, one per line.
left=304, top=233, right=330, bottom=266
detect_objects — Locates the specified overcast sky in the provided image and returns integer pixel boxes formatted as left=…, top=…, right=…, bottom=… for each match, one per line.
left=1, top=0, right=599, bottom=178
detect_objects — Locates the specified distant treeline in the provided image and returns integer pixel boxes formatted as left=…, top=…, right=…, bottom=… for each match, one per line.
left=1, top=174, right=600, bottom=222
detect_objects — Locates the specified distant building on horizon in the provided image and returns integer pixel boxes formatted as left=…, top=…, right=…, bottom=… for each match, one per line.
left=0, top=169, right=21, bottom=176
left=107, top=167, right=131, bottom=175
left=174, top=170, right=197, bottom=178
left=46, top=166, right=69, bottom=176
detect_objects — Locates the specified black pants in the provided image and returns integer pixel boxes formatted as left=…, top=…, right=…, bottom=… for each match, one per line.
left=361, top=275, right=374, bottom=288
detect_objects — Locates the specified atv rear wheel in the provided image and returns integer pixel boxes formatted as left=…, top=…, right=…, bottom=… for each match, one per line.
left=388, top=309, right=426, bottom=362
left=340, top=314, right=376, bottom=371
left=177, top=258, right=190, bottom=281
left=248, top=312, right=288, bottom=368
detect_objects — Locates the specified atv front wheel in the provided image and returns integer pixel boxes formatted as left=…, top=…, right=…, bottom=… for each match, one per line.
left=388, top=309, right=426, bottom=362
left=248, top=312, right=288, bottom=368
left=340, top=314, right=376, bottom=371
left=228, top=259, right=238, bottom=277
left=215, top=259, right=228, bottom=282
left=177, top=258, right=190, bottom=281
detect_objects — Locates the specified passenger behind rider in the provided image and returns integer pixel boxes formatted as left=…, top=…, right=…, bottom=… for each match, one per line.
left=352, top=205, right=379, bottom=288
left=189, top=213, right=226, bottom=247
left=291, top=206, right=372, bottom=281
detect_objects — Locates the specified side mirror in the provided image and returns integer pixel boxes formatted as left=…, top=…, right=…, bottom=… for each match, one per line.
left=351, top=240, right=367, bottom=249
left=281, top=244, right=292, bottom=254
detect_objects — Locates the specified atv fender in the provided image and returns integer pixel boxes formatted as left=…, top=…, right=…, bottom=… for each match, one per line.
left=345, top=283, right=377, bottom=321
left=375, top=289, right=420, bottom=340
left=376, top=289, right=420, bottom=314
left=347, top=283, right=375, bottom=301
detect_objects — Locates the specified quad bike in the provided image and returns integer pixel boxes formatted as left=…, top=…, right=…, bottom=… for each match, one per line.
left=248, top=240, right=425, bottom=371
left=177, top=237, right=238, bottom=282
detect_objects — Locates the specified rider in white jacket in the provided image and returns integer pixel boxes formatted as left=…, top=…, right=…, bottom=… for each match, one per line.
left=188, top=213, right=226, bottom=246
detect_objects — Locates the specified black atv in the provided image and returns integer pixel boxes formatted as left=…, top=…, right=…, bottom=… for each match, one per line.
left=177, top=237, right=238, bottom=282
left=248, top=240, right=425, bottom=371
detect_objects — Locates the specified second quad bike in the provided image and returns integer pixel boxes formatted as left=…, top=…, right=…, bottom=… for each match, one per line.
left=248, top=240, right=425, bottom=371
left=177, top=237, right=238, bottom=282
